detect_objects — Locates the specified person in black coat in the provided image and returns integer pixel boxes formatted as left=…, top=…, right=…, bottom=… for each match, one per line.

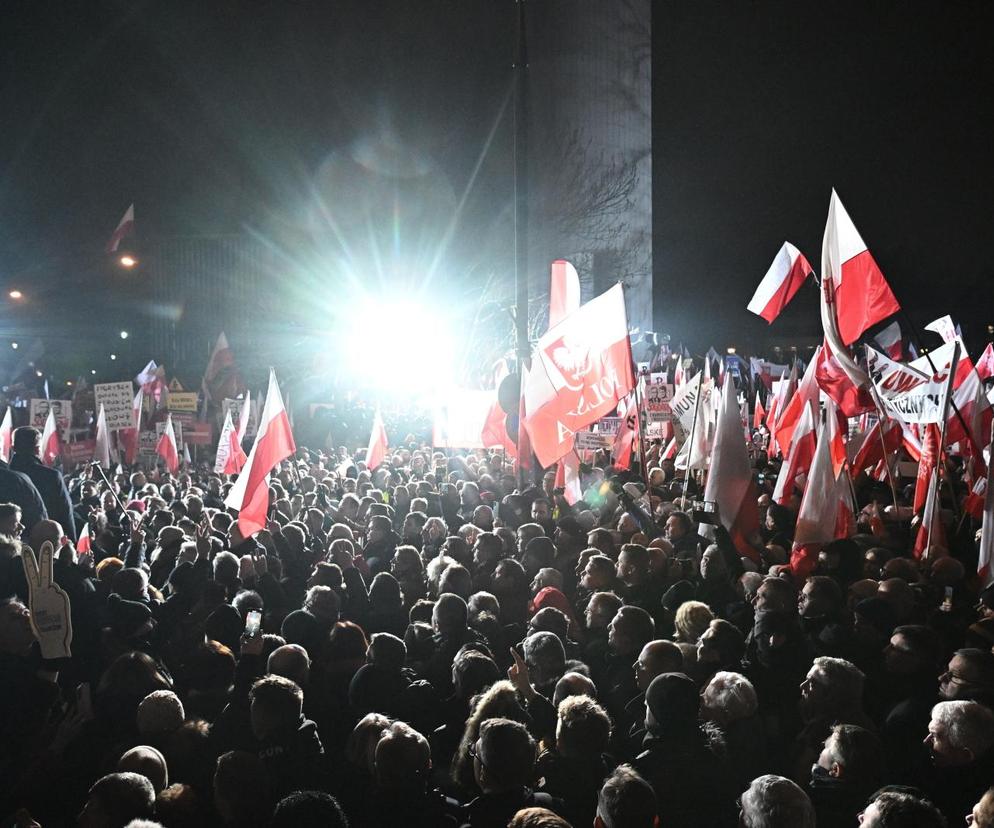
left=9, top=427, right=75, bottom=541
left=0, top=460, right=47, bottom=539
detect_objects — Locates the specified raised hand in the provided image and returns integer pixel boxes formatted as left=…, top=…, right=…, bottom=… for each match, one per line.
left=195, top=517, right=212, bottom=560
left=22, top=541, right=72, bottom=660
left=507, top=647, right=536, bottom=700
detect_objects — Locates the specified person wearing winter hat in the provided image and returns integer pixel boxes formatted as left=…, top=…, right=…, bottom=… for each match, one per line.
left=106, top=593, right=155, bottom=649
left=118, top=745, right=169, bottom=792
left=136, top=690, right=185, bottom=741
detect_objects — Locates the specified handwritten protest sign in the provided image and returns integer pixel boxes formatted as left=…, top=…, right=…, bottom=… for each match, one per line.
left=94, top=382, right=135, bottom=430
left=167, top=392, right=199, bottom=412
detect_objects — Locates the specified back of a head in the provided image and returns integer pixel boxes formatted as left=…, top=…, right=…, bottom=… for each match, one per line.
left=863, top=790, right=947, bottom=827
left=740, top=775, right=815, bottom=828
left=270, top=791, right=348, bottom=828
left=434, top=592, right=468, bottom=634
left=368, top=632, right=407, bottom=672
left=597, top=764, right=657, bottom=828
left=556, top=694, right=611, bottom=759
left=374, top=721, right=431, bottom=792
left=267, top=644, right=311, bottom=687
left=213, top=751, right=272, bottom=823
left=86, top=772, right=156, bottom=827
left=118, top=746, right=169, bottom=793
left=508, top=807, right=572, bottom=828
left=523, top=631, right=566, bottom=686
left=478, top=717, right=537, bottom=791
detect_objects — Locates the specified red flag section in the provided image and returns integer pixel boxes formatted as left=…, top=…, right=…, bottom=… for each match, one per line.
left=224, top=370, right=297, bottom=537
left=156, top=414, right=180, bottom=474
left=40, top=409, right=61, bottom=466
left=753, top=391, right=766, bottom=431
left=747, top=241, right=814, bottom=323
left=772, top=404, right=816, bottom=506
left=365, top=410, right=388, bottom=472
left=775, top=352, right=819, bottom=457
left=977, top=343, right=994, bottom=382
left=850, top=418, right=902, bottom=479
left=523, top=284, right=635, bottom=467
left=913, top=423, right=941, bottom=513
left=815, top=342, right=875, bottom=417
left=821, top=190, right=900, bottom=345
left=790, top=418, right=840, bottom=579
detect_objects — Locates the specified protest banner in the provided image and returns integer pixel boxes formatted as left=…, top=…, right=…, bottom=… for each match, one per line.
left=30, top=399, right=72, bottom=433
left=93, top=382, right=135, bottom=430
left=183, top=421, right=213, bottom=446
left=866, top=346, right=948, bottom=424
left=575, top=431, right=614, bottom=451
left=167, top=392, right=199, bottom=412
left=61, top=439, right=95, bottom=469
left=139, top=430, right=158, bottom=457
left=644, top=381, right=674, bottom=414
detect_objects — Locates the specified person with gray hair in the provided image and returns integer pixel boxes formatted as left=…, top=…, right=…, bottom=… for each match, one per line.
left=921, top=700, right=994, bottom=822
left=701, top=671, right=767, bottom=792
left=595, top=764, right=657, bottom=828
left=523, top=631, right=567, bottom=696
left=739, top=774, right=815, bottom=828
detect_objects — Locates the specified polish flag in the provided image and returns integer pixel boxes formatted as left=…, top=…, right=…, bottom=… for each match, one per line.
left=964, top=476, right=987, bottom=521
left=765, top=370, right=788, bottom=451
left=365, top=409, right=388, bottom=472
left=772, top=404, right=816, bottom=505
left=94, top=404, right=111, bottom=470
left=977, top=436, right=994, bottom=587
left=156, top=414, right=180, bottom=474
left=136, top=361, right=167, bottom=404
left=481, top=360, right=516, bottom=457
left=77, top=522, right=92, bottom=555
left=913, top=423, right=942, bottom=513
left=673, top=350, right=686, bottom=389
left=612, top=393, right=639, bottom=470
left=874, top=320, right=904, bottom=360
left=790, top=418, right=840, bottom=579
left=216, top=409, right=248, bottom=474
left=747, top=241, right=814, bottom=323
left=202, top=332, right=242, bottom=404
left=523, top=284, right=635, bottom=467
left=236, top=392, right=252, bottom=443
left=976, top=343, right=994, bottom=382
left=554, top=450, right=584, bottom=505
left=821, top=190, right=901, bottom=345
left=826, top=398, right=848, bottom=480
left=912, top=467, right=946, bottom=559
left=549, top=260, right=581, bottom=329
left=850, top=418, right=902, bottom=479
left=834, top=472, right=857, bottom=539
left=0, top=407, right=12, bottom=463
left=775, top=350, right=820, bottom=457
left=106, top=204, right=135, bottom=253
left=753, top=391, right=766, bottom=431
left=40, top=409, right=60, bottom=466
left=224, top=370, right=297, bottom=537
left=700, top=379, right=760, bottom=560
left=815, top=341, right=875, bottom=417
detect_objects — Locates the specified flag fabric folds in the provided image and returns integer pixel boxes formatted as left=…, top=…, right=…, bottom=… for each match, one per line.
left=747, top=242, right=814, bottom=323
left=365, top=410, right=389, bottom=472
left=202, top=332, right=243, bottom=405
left=549, top=260, right=581, bottom=329
left=523, top=284, right=635, bottom=467
left=790, top=417, right=840, bottom=578
left=156, top=414, right=180, bottom=474
left=0, top=407, right=12, bottom=464
left=94, top=405, right=111, bottom=470
left=40, top=409, right=60, bottom=466
left=106, top=204, right=135, bottom=253
left=224, top=370, right=297, bottom=537
left=821, top=190, right=901, bottom=345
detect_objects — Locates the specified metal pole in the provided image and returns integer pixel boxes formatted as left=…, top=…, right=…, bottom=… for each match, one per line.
left=513, top=0, right=530, bottom=488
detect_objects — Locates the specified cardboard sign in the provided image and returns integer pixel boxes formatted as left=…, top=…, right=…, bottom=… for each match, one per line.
left=575, top=431, right=614, bottom=451
left=93, top=382, right=135, bottom=431
left=596, top=417, right=622, bottom=435
left=61, top=439, right=95, bottom=469
left=139, top=430, right=159, bottom=456
left=167, top=392, right=199, bottom=412
left=30, top=399, right=72, bottom=432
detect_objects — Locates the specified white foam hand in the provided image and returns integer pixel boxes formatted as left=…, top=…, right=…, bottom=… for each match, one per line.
left=22, top=541, right=73, bottom=660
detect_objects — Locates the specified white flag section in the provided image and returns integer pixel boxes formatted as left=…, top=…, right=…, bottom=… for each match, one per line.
left=215, top=410, right=237, bottom=473
left=979, top=442, right=994, bottom=587
left=432, top=390, right=492, bottom=448
left=747, top=241, right=813, bottom=323
left=793, top=418, right=840, bottom=548
left=365, top=409, right=389, bottom=471
left=925, top=315, right=958, bottom=343
left=0, top=407, right=12, bottom=464
left=549, top=259, right=582, bottom=329
left=94, top=405, right=111, bottom=469
left=236, top=392, right=252, bottom=443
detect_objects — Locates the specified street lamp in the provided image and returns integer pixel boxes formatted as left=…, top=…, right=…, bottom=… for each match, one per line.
left=8, top=290, right=23, bottom=300
left=120, top=331, right=129, bottom=339
left=119, top=255, right=138, bottom=269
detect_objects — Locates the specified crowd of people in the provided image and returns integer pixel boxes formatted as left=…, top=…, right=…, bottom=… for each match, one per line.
left=1, top=417, right=994, bottom=828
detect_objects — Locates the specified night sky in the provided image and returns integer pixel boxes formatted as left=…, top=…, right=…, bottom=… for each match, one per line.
left=2, top=1, right=993, bottom=368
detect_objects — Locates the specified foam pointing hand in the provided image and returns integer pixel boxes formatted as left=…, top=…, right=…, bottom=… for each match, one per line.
left=22, top=541, right=73, bottom=660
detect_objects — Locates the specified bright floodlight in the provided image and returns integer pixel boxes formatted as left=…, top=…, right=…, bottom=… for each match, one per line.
left=8, top=290, right=22, bottom=299
left=120, top=330, right=129, bottom=339
left=10, top=342, right=17, bottom=350
left=110, top=353, right=117, bottom=360
left=119, top=255, right=138, bottom=268
left=339, top=295, right=455, bottom=394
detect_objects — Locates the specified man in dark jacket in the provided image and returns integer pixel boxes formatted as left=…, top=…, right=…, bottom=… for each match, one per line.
left=0, top=460, right=47, bottom=539
left=10, top=427, right=75, bottom=541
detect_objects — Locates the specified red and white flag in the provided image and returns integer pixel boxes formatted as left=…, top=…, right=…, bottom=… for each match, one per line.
left=826, top=397, right=848, bottom=480
left=701, top=379, right=760, bottom=560
left=612, top=393, right=639, bottom=470
left=236, top=392, right=252, bottom=443
left=523, top=284, right=635, bottom=467
left=0, top=407, right=12, bottom=464
left=224, top=370, right=297, bottom=537
left=925, top=315, right=958, bottom=344
left=40, top=409, right=60, bottom=466
left=775, top=350, right=820, bottom=457
left=118, top=389, right=143, bottom=466
left=790, top=417, right=840, bottom=578
left=748, top=241, right=814, bottom=323
left=815, top=340, right=875, bottom=417
left=912, top=467, right=946, bottom=559
left=554, top=450, right=584, bottom=505
left=773, top=403, right=816, bottom=505
left=913, top=423, right=942, bottom=513
left=77, top=522, right=92, bottom=555
left=850, top=418, right=902, bottom=479
left=156, top=414, right=180, bottom=474
left=202, top=332, right=242, bottom=404
left=753, top=391, right=766, bottom=431
left=549, top=259, right=582, bottom=329
left=94, top=404, right=111, bottom=470
left=821, top=190, right=901, bottom=345
left=215, top=409, right=248, bottom=474
left=874, top=320, right=904, bottom=360
left=976, top=343, right=994, bottom=382
left=978, top=434, right=994, bottom=587
left=365, top=409, right=389, bottom=472
left=481, top=360, right=516, bottom=457
left=105, top=204, right=135, bottom=253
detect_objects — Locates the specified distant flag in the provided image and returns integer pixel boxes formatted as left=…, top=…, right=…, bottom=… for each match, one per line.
left=612, top=393, right=640, bottom=470
left=0, top=407, right=12, bottom=464
left=913, top=423, right=942, bottom=513
left=156, top=414, right=180, bottom=474
left=215, top=409, right=246, bottom=474
left=76, top=522, right=92, bottom=555
left=118, top=389, right=143, bottom=466
left=202, top=332, right=242, bottom=405
left=183, top=444, right=192, bottom=467
left=753, top=391, right=766, bottom=431
left=224, top=369, right=297, bottom=537
left=549, top=260, right=582, bottom=329
left=554, top=450, right=584, bottom=506
left=94, top=404, right=111, bottom=470
left=481, top=361, right=516, bottom=457
left=106, top=204, right=135, bottom=253
left=821, top=190, right=901, bottom=345
left=236, top=392, right=252, bottom=443
left=815, top=341, right=875, bottom=417
left=40, top=408, right=60, bottom=466
left=825, top=397, right=848, bottom=480
left=874, top=320, right=904, bottom=360
left=913, top=466, right=946, bottom=559
left=43, top=379, right=50, bottom=401
left=790, top=417, right=840, bottom=578
left=772, top=404, right=816, bottom=505
left=976, top=343, right=994, bottom=382
left=978, top=428, right=994, bottom=587
left=925, top=315, right=958, bottom=344
left=747, top=241, right=814, bottom=323
left=365, top=409, right=389, bottom=472
left=775, top=349, right=821, bottom=457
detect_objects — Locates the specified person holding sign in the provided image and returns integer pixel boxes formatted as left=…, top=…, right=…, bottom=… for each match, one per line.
left=10, top=427, right=77, bottom=542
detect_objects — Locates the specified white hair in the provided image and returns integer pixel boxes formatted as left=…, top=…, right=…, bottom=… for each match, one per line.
left=740, top=774, right=815, bottom=828
left=930, top=700, right=994, bottom=758
left=703, top=671, right=758, bottom=722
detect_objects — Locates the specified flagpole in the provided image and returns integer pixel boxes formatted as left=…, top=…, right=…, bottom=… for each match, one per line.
left=682, top=371, right=704, bottom=505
